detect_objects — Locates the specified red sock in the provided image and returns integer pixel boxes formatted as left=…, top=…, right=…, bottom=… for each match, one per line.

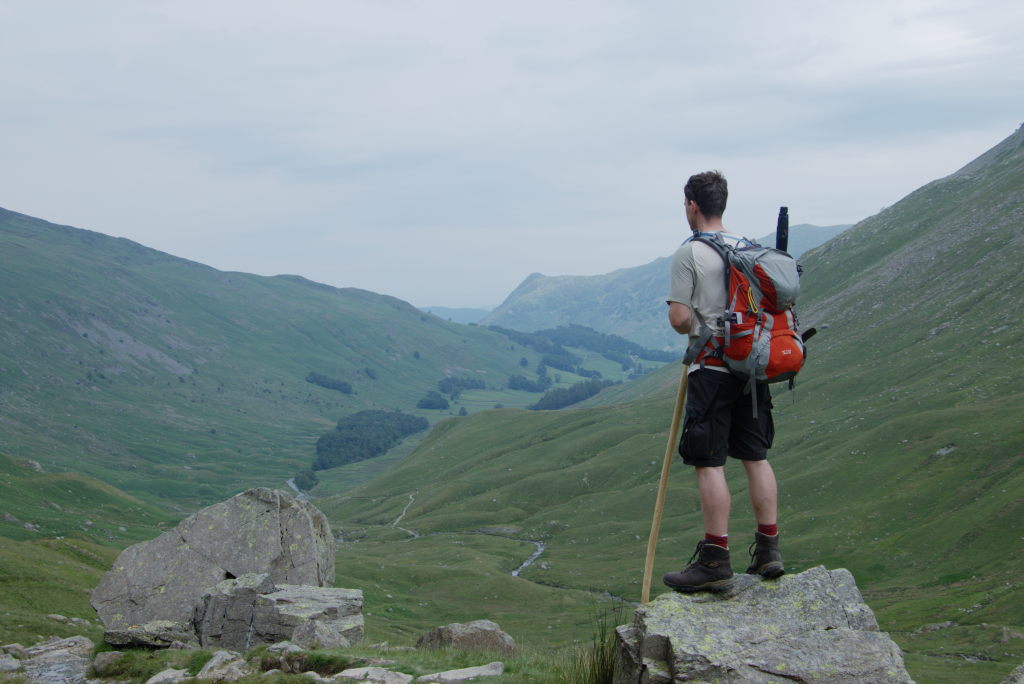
left=704, top=533, right=728, bottom=549
left=757, top=523, right=779, bottom=537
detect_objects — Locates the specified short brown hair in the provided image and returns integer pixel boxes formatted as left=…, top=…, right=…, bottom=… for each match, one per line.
left=684, top=171, right=728, bottom=218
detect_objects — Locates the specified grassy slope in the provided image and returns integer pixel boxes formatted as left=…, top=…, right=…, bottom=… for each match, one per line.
left=322, top=128, right=1024, bottom=681
left=0, top=208, right=626, bottom=509
left=0, top=452, right=175, bottom=645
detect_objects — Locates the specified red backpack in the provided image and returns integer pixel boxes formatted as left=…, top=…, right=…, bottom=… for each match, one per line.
left=682, top=233, right=805, bottom=415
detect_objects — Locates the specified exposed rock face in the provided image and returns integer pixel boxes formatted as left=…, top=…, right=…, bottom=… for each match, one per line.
left=616, top=566, right=913, bottom=683
left=193, top=573, right=364, bottom=650
left=91, top=488, right=334, bottom=631
left=416, top=620, right=516, bottom=655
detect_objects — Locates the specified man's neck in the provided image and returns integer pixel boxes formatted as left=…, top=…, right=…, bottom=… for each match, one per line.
left=694, top=216, right=726, bottom=233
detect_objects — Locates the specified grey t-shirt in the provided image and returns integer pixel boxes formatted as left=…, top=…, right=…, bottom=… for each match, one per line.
left=667, top=231, right=753, bottom=371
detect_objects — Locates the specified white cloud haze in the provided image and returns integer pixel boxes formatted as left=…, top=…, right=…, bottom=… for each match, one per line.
left=1, top=0, right=1022, bottom=306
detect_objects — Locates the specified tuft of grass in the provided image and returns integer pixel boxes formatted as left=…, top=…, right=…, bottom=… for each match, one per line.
left=551, top=607, right=623, bottom=684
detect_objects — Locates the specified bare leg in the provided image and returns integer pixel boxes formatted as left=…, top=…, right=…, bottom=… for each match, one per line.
left=695, top=466, right=730, bottom=537
left=742, top=460, right=778, bottom=526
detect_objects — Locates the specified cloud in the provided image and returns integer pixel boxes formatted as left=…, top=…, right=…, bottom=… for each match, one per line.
left=1, top=0, right=1022, bottom=306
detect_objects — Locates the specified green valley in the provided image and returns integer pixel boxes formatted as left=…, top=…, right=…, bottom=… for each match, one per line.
left=0, top=126, right=1022, bottom=683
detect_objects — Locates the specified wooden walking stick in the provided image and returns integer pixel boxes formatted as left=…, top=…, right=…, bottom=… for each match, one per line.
left=641, top=364, right=690, bottom=604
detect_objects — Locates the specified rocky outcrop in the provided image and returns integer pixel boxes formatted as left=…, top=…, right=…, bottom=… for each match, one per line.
left=616, top=566, right=913, bottom=683
left=91, top=488, right=334, bottom=632
left=192, top=573, right=364, bottom=650
left=18, top=636, right=93, bottom=684
left=416, top=620, right=516, bottom=656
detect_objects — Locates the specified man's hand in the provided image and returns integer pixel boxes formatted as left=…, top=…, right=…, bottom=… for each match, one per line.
left=668, top=302, right=693, bottom=335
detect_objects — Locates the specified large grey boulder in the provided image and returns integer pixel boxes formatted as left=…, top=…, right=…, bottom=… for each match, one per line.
left=92, top=488, right=334, bottom=632
left=416, top=620, right=515, bottom=655
left=193, top=573, right=364, bottom=650
left=616, top=566, right=913, bottom=683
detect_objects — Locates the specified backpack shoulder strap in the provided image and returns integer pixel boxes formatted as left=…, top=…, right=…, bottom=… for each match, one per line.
left=690, top=234, right=731, bottom=297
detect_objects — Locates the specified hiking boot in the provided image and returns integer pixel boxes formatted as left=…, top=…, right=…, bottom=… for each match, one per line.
left=745, top=531, right=785, bottom=578
left=663, top=541, right=734, bottom=593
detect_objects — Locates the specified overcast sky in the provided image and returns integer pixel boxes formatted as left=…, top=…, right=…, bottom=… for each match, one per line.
left=2, top=1, right=1022, bottom=308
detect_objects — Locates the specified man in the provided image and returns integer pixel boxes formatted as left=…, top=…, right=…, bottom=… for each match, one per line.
left=662, top=170, right=784, bottom=593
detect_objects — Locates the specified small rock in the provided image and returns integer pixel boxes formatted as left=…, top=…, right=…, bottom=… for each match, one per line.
left=84, top=519, right=94, bottom=527
left=267, top=641, right=305, bottom=654
left=335, top=666, right=413, bottom=683
left=93, top=650, right=125, bottom=675
left=145, top=667, right=191, bottom=684
left=262, top=669, right=283, bottom=677
left=69, top=617, right=91, bottom=628
left=1, top=644, right=28, bottom=659
left=22, top=459, right=45, bottom=473
left=0, top=654, right=21, bottom=673
left=22, top=522, right=40, bottom=532
left=47, top=614, right=69, bottom=623
left=50, top=502, right=63, bottom=512
left=292, top=616, right=355, bottom=649
left=196, top=649, right=251, bottom=681
left=415, top=662, right=504, bottom=683
left=2, top=512, right=18, bottom=523
left=416, top=620, right=515, bottom=656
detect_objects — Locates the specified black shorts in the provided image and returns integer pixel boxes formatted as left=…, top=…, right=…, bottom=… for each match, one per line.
left=678, top=369, right=774, bottom=468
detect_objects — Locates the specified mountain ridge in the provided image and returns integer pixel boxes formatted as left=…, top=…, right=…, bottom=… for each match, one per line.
left=481, top=223, right=851, bottom=350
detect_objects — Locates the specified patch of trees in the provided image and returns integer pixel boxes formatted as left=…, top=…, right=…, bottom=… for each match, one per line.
left=536, top=324, right=676, bottom=362
left=416, top=391, right=450, bottom=410
left=489, top=324, right=675, bottom=369
left=528, top=379, right=617, bottom=410
left=488, top=325, right=566, bottom=355
left=437, top=376, right=486, bottom=397
left=507, top=374, right=553, bottom=393
left=313, top=410, right=428, bottom=471
left=541, top=352, right=580, bottom=373
left=305, top=372, right=353, bottom=394
left=293, top=469, right=319, bottom=491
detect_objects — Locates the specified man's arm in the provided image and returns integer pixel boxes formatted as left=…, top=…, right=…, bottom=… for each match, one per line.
left=668, top=301, right=693, bottom=335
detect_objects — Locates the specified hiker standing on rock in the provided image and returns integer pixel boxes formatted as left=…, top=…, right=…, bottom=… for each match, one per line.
left=662, top=170, right=785, bottom=592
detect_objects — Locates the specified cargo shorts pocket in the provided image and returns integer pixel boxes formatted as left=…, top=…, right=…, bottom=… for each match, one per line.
left=678, top=409, right=714, bottom=463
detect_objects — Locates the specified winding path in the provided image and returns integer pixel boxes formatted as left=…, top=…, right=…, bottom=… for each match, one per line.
left=391, top=492, right=419, bottom=539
